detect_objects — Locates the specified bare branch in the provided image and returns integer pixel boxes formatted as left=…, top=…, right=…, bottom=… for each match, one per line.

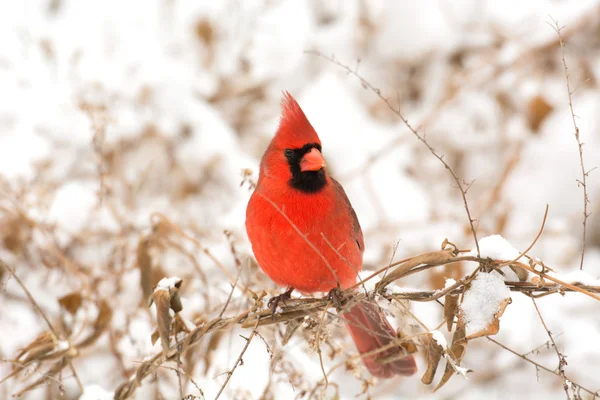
left=305, top=50, right=481, bottom=257
left=548, top=16, right=594, bottom=271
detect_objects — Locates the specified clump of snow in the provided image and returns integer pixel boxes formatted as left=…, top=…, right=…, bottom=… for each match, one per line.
left=460, top=271, right=511, bottom=337
left=548, top=270, right=600, bottom=286
left=56, top=340, right=70, bottom=351
left=431, top=330, right=448, bottom=349
left=386, top=285, right=424, bottom=294
left=467, top=234, right=527, bottom=263
left=444, top=278, right=457, bottom=289
left=431, top=330, right=469, bottom=379
left=154, top=276, right=182, bottom=293
left=467, top=234, right=529, bottom=281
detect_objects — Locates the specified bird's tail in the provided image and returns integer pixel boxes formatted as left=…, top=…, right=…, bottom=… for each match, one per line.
left=342, top=300, right=417, bottom=378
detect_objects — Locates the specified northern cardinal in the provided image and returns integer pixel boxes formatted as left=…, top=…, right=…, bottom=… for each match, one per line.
left=246, top=92, right=417, bottom=378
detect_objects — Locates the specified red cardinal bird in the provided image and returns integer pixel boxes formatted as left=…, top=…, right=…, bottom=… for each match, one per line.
left=245, top=92, right=417, bottom=378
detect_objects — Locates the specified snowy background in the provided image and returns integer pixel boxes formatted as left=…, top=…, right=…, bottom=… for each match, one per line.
left=1, top=0, right=600, bottom=399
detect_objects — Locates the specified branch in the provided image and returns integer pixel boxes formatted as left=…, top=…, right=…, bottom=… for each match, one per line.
left=548, top=17, right=593, bottom=271
left=111, top=246, right=600, bottom=399
left=305, top=51, right=481, bottom=257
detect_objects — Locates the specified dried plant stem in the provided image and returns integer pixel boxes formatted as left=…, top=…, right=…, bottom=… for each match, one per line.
left=111, top=246, right=600, bottom=399
left=531, top=298, right=570, bottom=398
left=1, top=259, right=59, bottom=336
left=549, top=17, right=592, bottom=271
left=306, top=50, right=481, bottom=257
left=487, top=337, right=597, bottom=398
left=498, top=204, right=548, bottom=268
left=510, top=260, right=600, bottom=302
left=0, top=258, right=84, bottom=394
left=316, top=304, right=330, bottom=397
left=214, top=320, right=260, bottom=400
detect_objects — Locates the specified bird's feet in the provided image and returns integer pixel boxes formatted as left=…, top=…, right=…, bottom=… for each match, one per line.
left=268, top=287, right=294, bottom=319
left=327, top=286, right=345, bottom=311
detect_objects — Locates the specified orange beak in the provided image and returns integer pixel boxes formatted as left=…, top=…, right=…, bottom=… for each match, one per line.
left=300, top=148, right=326, bottom=172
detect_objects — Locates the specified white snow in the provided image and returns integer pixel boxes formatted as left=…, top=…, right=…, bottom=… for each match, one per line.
left=154, top=276, right=182, bottom=293
left=79, top=384, right=113, bottom=400
left=431, top=330, right=448, bottom=349
left=467, top=234, right=530, bottom=281
left=444, top=278, right=457, bottom=289
left=460, top=271, right=511, bottom=337
left=467, top=234, right=528, bottom=264
left=386, top=285, right=425, bottom=294
left=548, top=270, right=600, bottom=286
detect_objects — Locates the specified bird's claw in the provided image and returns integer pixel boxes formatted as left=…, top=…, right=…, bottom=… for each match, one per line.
left=268, top=287, right=294, bottom=319
left=327, top=286, right=344, bottom=311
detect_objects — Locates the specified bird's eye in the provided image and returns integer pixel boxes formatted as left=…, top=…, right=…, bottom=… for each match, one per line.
left=284, top=149, right=294, bottom=158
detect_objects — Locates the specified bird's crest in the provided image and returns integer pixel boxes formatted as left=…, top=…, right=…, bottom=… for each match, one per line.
left=274, top=92, right=321, bottom=148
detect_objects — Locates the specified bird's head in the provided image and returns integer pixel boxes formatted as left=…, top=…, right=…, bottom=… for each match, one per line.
left=260, top=92, right=327, bottom=193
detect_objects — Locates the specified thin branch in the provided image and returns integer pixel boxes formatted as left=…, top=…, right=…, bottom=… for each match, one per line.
left=0, top=258, right=84, bottom=394
left=499, top=204, right=549, bottom=267
left=214, top=320, right=260, bottom=400
left=549, top=16, right=593, bottom=271
left=316, top=303, right=331, bottom=396
left=488, top=337, right=596, bottom=398
left=531, top=298, right=569, bottom=398
left=305, top=50, right=481, bottom=257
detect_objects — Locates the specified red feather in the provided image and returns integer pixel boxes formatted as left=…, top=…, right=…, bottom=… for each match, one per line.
left=246, top=92, right=416, bottom=378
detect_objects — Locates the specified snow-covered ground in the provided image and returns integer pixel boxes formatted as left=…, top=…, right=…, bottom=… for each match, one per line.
left=1, top=1, right=600, bottom=399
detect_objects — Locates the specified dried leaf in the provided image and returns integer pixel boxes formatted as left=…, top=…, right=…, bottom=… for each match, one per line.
left=458, top=272, right=512, bottom=341
left=444, top=294, right=459, bottom=331
left=170, top=282, right=183, bottom=313
left=16, top=331, right=57, bottom=364
left=203, top=330, right=225, bottom=373
left=150, top=328, right=159, bottom=346
left=13, top=357, right=68, bottom=397
left=77, top=299, right=113, bottom=348
left=282, top=318, right=304, bottom=346
left=58, top=292, right=83, bottom=315
left=462, top=297, right=511, bottom=341
left=137, top=237, right=153, bottom=301
left=421, top=333, right=444, bottom=385
left=449, top=324, right=467, bottom=362
left=153, top=289, right=172, bottom=356
left=194, top=19, right=214, bottom=46
left=526, top=95, right=553, bottom=132
left=398, top=330, right=418, bottom=355
left=434, top=325, right=467, bottom=392
left=509, top=264, right=529, bottom=281
left=376, top=249, right=456, bottom=290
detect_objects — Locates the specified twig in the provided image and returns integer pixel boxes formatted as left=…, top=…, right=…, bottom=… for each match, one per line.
left=214, top=320, right=260, bottom=400
left=316, top=303, right=330, bottom=396
left=1, top=259, right=59, bottom=336
left=0, top=258, right=84, bottom=394
left=487, top=337, right=596, bottom=398
left=531, top=298, right=570, bottom=398
left=219, top=263, right=243, bottom=318
left=549, top=17, right=593, bottom=271
left=499, top=204, right=549, bottom=267
left=110, top=246, right=600, bottom=399
left=306, top=50, right=481, bottom=257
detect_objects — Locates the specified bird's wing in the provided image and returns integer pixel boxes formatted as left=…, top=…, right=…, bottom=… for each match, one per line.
left=331, top=178, right=364, bottom=253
